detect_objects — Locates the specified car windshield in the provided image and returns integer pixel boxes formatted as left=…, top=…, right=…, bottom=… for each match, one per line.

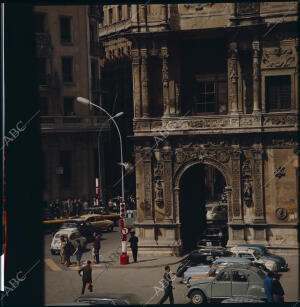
left=55, top=233, right=67, bottom=238
left=208, top=266, right=218, bottom=277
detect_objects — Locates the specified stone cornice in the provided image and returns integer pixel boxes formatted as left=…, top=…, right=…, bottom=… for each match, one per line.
left=133, top=113, right=298, bottom=136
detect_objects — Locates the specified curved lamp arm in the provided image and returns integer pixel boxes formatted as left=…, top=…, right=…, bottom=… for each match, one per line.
left=77, top=97, right=125, bottom=201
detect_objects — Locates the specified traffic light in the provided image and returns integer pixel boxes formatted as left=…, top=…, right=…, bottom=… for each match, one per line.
left=120, top=201, right=126, bottom=218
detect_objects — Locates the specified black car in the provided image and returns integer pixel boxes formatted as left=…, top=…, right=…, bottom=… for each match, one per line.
left=75, top=293, right=139, bottom=305
left=176, top=249, right=232, bottom=277
left=60, top=219, right=102, bottom=241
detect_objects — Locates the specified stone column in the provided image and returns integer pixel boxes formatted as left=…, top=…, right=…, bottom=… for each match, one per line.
left=230, top=146, right=243, bottom=221
left=140, top=48, right=150, bottom=117
left=131, top=48, right=142, bottom=118
left=143, top=147, right=153, bottom=220
left=162, top=4, right=168, bottom=26
left=252, top=40, right=261, bottom=113
left=162, top=144, right=173, bottom=221
left=229, top=42, right=239, bottom=115
left=160, top=44, right=170, bottom=117
left=251, top=144, right=265, bottom=220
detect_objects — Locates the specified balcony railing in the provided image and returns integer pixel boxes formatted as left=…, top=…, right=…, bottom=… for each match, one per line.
left=40, top=116, right=110, bottom=132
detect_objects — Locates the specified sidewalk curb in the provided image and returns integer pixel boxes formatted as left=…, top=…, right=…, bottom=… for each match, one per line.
left=105, top=257, right=185, bottom=269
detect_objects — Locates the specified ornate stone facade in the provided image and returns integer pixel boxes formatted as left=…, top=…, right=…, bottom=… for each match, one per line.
left=99, top=3, right=298, bottom=255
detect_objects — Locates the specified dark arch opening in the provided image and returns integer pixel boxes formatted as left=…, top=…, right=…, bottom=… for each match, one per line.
left=179, top=163, right=227, bottom=253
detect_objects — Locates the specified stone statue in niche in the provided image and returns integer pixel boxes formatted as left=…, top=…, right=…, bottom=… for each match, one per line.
left=243, top=179, right=253, bottom=207
left=155, top=180, right=164, bottom=208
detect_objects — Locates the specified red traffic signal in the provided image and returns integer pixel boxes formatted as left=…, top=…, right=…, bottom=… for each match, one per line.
left=120, top=201, right=126, bottom=218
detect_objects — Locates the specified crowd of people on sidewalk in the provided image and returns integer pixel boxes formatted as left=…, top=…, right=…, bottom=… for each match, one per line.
left=44, top=194, right=137, bottom=219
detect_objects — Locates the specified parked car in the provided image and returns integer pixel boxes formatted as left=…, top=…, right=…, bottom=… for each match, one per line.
left=50, top=228, right=87, bottom=255
left=196, top=227, right=228, bottom=248
left=206, top=202, right=227, bottom=223
left=75, top=293, right=139, bottom=305
left=79, top=214, right=114, bottom=232
left=221, top=296, right=265, bottom=303
left=235, top=244, right=288, bottom=271
left=176, top=249, right=231, bottom=277
left=182, top=266, right=211, bottom=284
left=186, top=264, right=267, bottom=304
left=60, top=218, right=102, bottom=241
left=230, top=247, right=278, bottom=272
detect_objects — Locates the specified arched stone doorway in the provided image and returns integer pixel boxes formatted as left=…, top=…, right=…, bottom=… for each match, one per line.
left=176, top=160, right=229, bottom=253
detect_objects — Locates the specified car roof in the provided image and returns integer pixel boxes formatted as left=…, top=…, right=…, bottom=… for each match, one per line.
left=56, top=228, right=80, bottom=235
left=214, top=257, right=252, bottom=263
left=216, top=263, right=261, bottom=272
left=80, top=214, right=103, bottom=219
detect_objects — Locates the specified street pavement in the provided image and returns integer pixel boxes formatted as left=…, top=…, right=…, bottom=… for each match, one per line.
left=44, top=227, right=299, bottom=304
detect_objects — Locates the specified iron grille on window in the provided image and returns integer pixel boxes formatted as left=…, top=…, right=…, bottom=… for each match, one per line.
left=60, top=16, right=71, bottom=43
left=266, top=75, right=291, bottom=112
left=62, top=57, right=73, bottom=83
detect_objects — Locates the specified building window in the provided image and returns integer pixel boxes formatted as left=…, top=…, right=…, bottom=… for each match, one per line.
left=91, top=61, right=98, bottom=90
left=40, top=97, right=49, bottom=115
left=63, top=97, right=74, bottom=116
left=62, top=57, right=73, bottom=83
left=60, top=151, right=71, bottom=188
left=60, top=16, right=72, bottom=43
left=266, top=75, right=291, bottom=112
left=37, top=57, right=48, bottom=85
left=108, top=8, right=113, bottom=24
left=35, top=13, right=45, bottom=33
left=193, top=75, right=227, bottom=114
left=118, top=5, right=122, bottom=21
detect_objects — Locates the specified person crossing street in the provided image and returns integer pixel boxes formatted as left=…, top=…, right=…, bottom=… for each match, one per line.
left=78, top=260, right=93, bottom=295
left=158, top=265, right=175, bottom=304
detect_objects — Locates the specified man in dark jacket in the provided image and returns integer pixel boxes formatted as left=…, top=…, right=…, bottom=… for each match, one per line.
left=64, top=237, right=74, bottom=267
left=78, top=260, right=93, bottom=295
left=272, top=274, right=285, bottom=302
left=128, top=232, right=138, bottom=263
left=93, top=232, right=101, bottom=264
left=159, top=265, right=175, bottom=304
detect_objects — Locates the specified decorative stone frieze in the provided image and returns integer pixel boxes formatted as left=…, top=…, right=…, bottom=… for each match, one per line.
left=261, top=47, right=295, bottom=69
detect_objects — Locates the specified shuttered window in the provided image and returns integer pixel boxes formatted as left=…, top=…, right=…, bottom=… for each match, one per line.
left=266, top=75, right=291, bottom=112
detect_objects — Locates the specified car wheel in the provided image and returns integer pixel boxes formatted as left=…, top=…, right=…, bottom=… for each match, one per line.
left=190, top=290, right=205, bottom=304
left=107, top=225, right=113, bottom=232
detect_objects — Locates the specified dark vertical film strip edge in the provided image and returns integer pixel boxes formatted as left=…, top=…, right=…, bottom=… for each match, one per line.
left=0, top=2, right=5, bottom=298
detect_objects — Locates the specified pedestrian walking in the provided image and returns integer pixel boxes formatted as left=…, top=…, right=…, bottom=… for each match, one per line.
left=93, top=232, right=101, bottom=264
left=158, top=265, right=175, bottom=304
left=60, top=236, right=66, bottom=264
left=264, top=271, right=274, bottom=303
left=78, top=260, right=93, bottom=295
left=64, top=237, right=74, bottom=267
left=128, top=231, right=138, bottom=263
left=272, top=274, right=285, bottom=303
left=73, top=239, right=83, bottom=267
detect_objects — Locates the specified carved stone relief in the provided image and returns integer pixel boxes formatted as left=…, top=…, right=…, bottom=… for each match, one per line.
left=262, top=47, right=295, bottom=68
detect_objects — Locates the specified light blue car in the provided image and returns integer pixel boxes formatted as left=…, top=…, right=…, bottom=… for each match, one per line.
left=213, top=257, right=252, bottom=266
left=182, top=266, right=211, bottom=284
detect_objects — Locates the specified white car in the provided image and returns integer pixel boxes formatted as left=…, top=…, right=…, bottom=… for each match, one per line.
left=51, top=228, right=87, bottom=255
left=230, top=247, right=278, bottom=272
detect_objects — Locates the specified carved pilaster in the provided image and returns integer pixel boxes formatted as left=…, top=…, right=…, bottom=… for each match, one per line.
left=162, top=4, right=168, bottom=26
left=143, top=148, right=153, bottom=220
left=230, top=147, right=243, bottom=220
left=162, top=148, right=173, bottom=219
left=229, top=42, right=239, bottom=115
left=252, top=41, right=261, bottom=113
left=141, top=48, right=150, bottom=117
left=160, top=45, right=170, bottom=117
left=251, top=145, right=265, bottom=220
left=131, top=48, right=142, bottom=118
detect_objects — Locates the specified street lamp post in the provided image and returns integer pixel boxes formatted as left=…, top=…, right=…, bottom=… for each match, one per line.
left=76, top=97, right=129, bottom=265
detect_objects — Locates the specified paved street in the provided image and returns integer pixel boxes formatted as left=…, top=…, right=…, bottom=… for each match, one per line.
left=44, top=227, right=299, bottom=305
